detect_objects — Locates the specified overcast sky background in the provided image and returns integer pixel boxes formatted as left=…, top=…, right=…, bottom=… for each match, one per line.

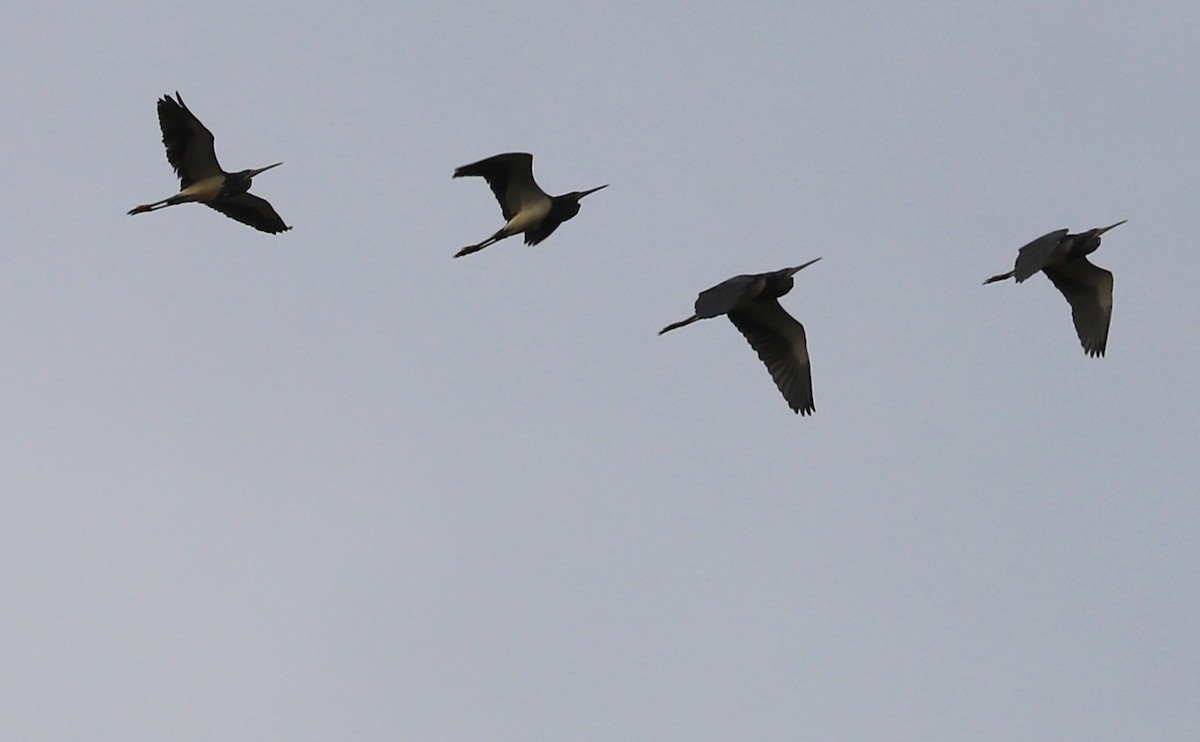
left=2, top=2, right=1198, bottom=740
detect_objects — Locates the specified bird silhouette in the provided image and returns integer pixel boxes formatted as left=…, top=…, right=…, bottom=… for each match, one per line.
left=660, top=259, right=821, bottom=415
left=453, top=152, right=605, bottom=257
left=985, top=221, right=1125, bottom=357
left=128, top=92, right=290, bottom=234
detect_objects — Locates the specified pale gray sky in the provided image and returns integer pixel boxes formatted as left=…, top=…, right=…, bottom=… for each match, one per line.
left=2, top=2, right=1198, bottom=740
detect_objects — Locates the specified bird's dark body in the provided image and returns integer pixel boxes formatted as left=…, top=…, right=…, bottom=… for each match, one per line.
left=985, top=221, right=1125, bottom=357
left=218, top=171, right=256, bottom=199
left=528, top=196, right=584, bottom=246
left=695, top=272, right=794, bottom=318
left=1065, top=231, right=1102, bottom=260
left=660, top=260, right=821, bottom=415
left=128, top=92, right=290, bottom=234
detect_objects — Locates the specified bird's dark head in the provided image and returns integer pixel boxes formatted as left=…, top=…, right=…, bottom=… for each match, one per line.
left=767, top=257, right=823, bottom=297
left=1076, top=219, right=1126, bottom=255
left=1090, top=219, right=1127, bottom=240
left=557, top=184, right=608, bottom=217
left=574, top=184, right=608, bottom=200
left=229, top=162, right=284, bottom=189
left=783, top=257, right=822, bottom=277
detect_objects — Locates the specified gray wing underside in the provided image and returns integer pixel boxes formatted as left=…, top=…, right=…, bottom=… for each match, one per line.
left=1013, top=229, right=1069, bottom=282
left=727, top=299, right=814, bottom=415
left=1042, top=258, right=1113, bottom=357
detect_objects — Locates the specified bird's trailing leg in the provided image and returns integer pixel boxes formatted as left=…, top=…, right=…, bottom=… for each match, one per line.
left=127, top=196, right=182, bottom=215
left=128, top=189, right=209, bottom=215
left=129, top=176, right=227, bottom=217
left=658, top=315, right=701, bottom=335
left=454, top=229, right=508, bottom=258
left=983, top=270, right=1015, bottom=285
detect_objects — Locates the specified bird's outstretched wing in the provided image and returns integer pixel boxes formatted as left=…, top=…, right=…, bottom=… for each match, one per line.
left=454, top=153, right=544, bottom=221
left=157, top=92, right=223, bottom=187
left=205, top=194, right=291, bottom=234
left=694, top=274, right=762, bottom=319
left=728, top=299, right=814, bottom=414
left=1043, top=258, right=1112, bottom=357
left=1012, top=228, right=1069, bottom=282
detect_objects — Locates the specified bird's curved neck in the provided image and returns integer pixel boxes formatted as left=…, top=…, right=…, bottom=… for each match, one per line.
left=1066, top=232, right=1102, bottom=259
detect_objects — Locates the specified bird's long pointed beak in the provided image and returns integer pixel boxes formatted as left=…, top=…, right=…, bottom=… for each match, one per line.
left=1096, top=219, right=1127, bottom=235
left=786, top=257, right=823, bottom=276
left=249, top=162, right=284, bottom=177
left=579, top=184, right=608, bottom=198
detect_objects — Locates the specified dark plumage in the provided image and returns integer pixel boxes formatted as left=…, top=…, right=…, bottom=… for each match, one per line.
left=984, top=221, right=1125, bottom=357
left=659, top=259, right=822, bottom=415
left=128, top=92, right=290, bottom=234
left=453, top=152, right=606, bottom=257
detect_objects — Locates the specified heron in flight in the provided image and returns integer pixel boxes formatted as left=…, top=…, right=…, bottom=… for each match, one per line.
left=453, top=152, right=606, bottom=258
left=128, top=92, right=290, bottom=234
left=984, top=221, right=1126, bottom=357
left=659, top=259, right=822, bottom=415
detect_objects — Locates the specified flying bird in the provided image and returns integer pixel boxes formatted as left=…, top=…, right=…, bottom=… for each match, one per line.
left=659, top=259, right=822, bottom=415
left=453, top=152, right=606, bottom=258
left=128, top=92, right=290, bottom=234
left=984, top=221, right=1125, bottom=357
